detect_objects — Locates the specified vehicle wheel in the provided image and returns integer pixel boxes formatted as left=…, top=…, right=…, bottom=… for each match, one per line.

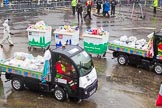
left=103, top=52, right=106, bottom=57
left=154, top=64, right=162, bottom=75
left=54, top=87, right=66, bottom=101
left=11, top=77, right=24, bottom=91
left=117, top=55, right=128, bottom=65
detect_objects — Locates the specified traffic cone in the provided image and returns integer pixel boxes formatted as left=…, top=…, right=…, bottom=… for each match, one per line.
left=156, top=84, right=162, bottom=106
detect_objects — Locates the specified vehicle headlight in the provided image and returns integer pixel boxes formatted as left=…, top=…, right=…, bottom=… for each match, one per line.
left=84, top=91, right=88, bottom=95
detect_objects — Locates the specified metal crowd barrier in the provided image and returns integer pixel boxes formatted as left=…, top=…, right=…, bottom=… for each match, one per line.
left=0, top=1, right=72, bottom=13
left=0, top=0, right=153, bottom=13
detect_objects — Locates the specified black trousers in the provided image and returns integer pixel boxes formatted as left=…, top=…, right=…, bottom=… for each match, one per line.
left=154, top=7, right=156, bottom=14
left=103, top=11, right=110, bottom=17
left=84, top=11, right=91, bottom=19
left=97, top=8, right=100, bottom=14
left=77, top=12, right=83, bottom=23
left=111, top=6, right=115, bottom=15
left=72, top=6, right=76, bottom=15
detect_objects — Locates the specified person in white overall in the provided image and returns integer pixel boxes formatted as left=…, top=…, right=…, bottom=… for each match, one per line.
left=42, top=49, right=51, bottom=83
left=0, top=19, right=14, bottom=48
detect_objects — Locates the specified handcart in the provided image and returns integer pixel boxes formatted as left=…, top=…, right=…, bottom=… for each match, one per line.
left=53, top=26, right=79, bottom=48
left=83, top=30, right=109, bottom=58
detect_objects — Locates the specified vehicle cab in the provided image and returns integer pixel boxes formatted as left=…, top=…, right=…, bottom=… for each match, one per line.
left=51, top=45, right=98, bottom=101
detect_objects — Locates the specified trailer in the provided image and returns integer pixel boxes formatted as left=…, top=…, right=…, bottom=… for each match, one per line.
left=0, top=45, right=98, bottom=102
left=109, top=31, right=162, bottom=74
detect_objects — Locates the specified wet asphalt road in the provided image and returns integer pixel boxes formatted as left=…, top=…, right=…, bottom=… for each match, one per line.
left=0, top=6, right=162, bottom=108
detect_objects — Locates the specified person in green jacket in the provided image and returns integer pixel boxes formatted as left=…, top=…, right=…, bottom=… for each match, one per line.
left=71, top=0, right=77, bottom=15
left=153, top=0, right=158, bottom=15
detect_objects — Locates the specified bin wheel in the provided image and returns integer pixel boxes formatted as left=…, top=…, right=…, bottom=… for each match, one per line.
left=28, top=46, right=31, bottom=51
left=97, top=55, right=101, bottom=59
left=46, top=45, right=50, bottom=50
left=89, top=54, right=92, bottom=57
left=11, top=77, right=24, bottom=91
left=103, top=52, right=106, bottom=57
left=117, top=55, right=128, bottom=65
left=33, top=48, right=37, bottom=51
left=154, top=63, right=162, bottom=75
left=42, top=48, right=46, bottom=53
left=54, top=87, right=66, bottom=101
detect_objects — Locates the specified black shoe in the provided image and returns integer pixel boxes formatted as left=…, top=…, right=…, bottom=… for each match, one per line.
left=9, top=44, right=14, bottom=47
left=0, top=44, right=3, bottom=48
left=84, top=17, right=86, bottom=21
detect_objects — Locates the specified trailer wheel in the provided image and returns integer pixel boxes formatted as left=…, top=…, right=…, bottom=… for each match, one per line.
left=154, top=64, right=162, bottom=75
left=54, top=87, right=66, bottom=101
left=11, top=77, right=24, bottom=91
left=117, top=55, right=128, bottom=65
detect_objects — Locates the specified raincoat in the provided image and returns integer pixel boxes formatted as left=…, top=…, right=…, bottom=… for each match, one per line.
left=103, top=1, right=110, bottom=12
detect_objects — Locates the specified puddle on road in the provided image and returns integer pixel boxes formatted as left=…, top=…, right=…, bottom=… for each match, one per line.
left=109, top=65, right=161, bottom=107
left=93, top=58, right=107, bottom=75
left=92, top=55, right=161, bottom=108
left=0, top=9, right=161, bottom=108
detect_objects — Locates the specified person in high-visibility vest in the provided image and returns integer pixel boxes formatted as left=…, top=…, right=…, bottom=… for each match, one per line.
left=84, top=0, right=93, bottom=20
left=55, top=58, right=77, bottom=90
left=153, top=0, right=158, bottom=15
left=86, top=0, right=92, bottom=6
left=56, top=60, right=66, bottom=74
left=71, top=0, right=77, bottom=15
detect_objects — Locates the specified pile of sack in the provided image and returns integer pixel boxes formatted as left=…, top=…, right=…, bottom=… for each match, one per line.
left=56, top=25, right=79, bottom=33
left=111, top=35, right=149, bottom=50
left=28, top=21, right=51, bottom=31
left=86, top=27, right=106, bottom=36
left=4, top=52, right=45, bottom=72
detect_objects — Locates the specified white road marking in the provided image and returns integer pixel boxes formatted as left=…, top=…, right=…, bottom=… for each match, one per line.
left=122, top=27, right=156, bottom=30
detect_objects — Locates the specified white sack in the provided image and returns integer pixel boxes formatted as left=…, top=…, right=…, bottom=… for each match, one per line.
left=119, top=35, right=128, bottom=42
left=128, top=36, right=137, bottom=42
left=128, top=42, right=135, bottom=48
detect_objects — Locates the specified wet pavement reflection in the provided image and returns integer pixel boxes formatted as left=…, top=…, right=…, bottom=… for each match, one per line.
left=0, top=7, right=162, bottom=108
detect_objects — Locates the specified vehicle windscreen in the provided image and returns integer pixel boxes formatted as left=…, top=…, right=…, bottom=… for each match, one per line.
left=71, top=51, right=93, bottom=77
